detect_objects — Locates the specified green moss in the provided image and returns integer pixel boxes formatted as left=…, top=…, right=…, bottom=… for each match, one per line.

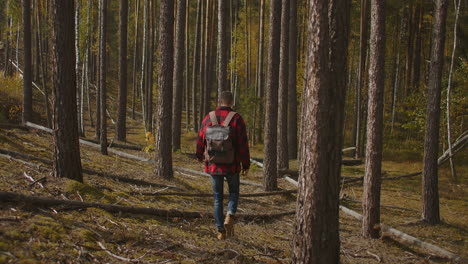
left=65, top=179, right=116, bottom=203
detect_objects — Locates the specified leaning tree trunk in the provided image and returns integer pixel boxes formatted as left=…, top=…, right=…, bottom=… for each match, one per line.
left=22, top=0, right=33, bottom=123
left=362, top=0, right=386, bottom=239
left=263, top=0, right=282, bottom=192
left=154, top=0, right=175, bottom=179
left=277, top=0, right=290, bottom=171
left=288, top=0, right=298, bottom=160
left=51, top=0, right=83, bottom=183
left=116, top=0, right=129, bottom=142
left=99, top=0, right=108, bottom=155
left=292, top=0, right=350, bottom=261
left=172, top=0, right=187, bottom=151
left=422, top=0, right=448, bottom=225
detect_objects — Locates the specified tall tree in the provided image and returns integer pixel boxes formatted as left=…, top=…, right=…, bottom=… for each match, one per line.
left=254, top=0, right=266, bottom=144
left=263, top=0, right=281, bottom=191
left=99, top=0, right=108, bottom=155
left=140, top=0, right=149, bottom=132
left=22, top=0, right=33, bottom=123
left=217, top=0, right=227, bottom=99
left=172, top=0, right=187, bottom=151
left=362, top=0, right=386, bottom=239
left=352, top=0, right=370, bottom=158
left=191, top=0, right=202, bottom=132
left=288, top=0, right=298, bottom=159
left=292, top=0, right=350, bottom=260
left=116, top=0, right=129, bottom=141
left=154, top=0, right=175, bottom=179
left=131, top=0, right=140, bottom=120
left=51, top=0, right=83, bottom=183
left=277, top=0, right=290, bottom=171
left=75, top=0, right=82, bottom=136
left=422, top=0, right=448, bottom=224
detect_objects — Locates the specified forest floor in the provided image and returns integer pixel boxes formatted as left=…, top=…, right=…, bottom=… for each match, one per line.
left=0, top=75, right=466, bottom=263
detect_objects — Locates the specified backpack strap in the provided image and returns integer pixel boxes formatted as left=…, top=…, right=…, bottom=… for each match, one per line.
left=209, top=111, right=219, bottom=126
left=222, top=111, right=237, bottom=127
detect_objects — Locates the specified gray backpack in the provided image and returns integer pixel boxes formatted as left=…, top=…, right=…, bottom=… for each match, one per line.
left=204, top=111, right=237, bottom=164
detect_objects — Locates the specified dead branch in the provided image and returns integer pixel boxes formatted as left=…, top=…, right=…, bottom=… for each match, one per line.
left=23, top=172, right=44, bottom=188
left=80, top=138, right=143, bottom=151
left=0, top=191, right=295, bottom=221
left=97, top=241, right=141, bottom=263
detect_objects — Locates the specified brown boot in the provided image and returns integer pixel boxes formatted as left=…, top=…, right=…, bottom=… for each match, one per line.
left=217, top=230, right=226, bottom=240
left=224, top=214, right=235, bottom=237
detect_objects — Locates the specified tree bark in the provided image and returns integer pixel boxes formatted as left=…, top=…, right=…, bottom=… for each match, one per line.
left=22, top=0, right=33, bottom=123
left=172, top=0, right=187, bottom=151
left=154, top=0, right=175, bottom=179
left=412, top=1, right=423, bottom=92
left=422, top=0, right=448, bottom=225
left=288, top=0, right=298, bottom=159
left=362, top=0, right=386, bottom=239
left=277, top=0, right=290, bottom=171
left=99, top=0, right=108, bottom=155
left=51, top=0, right=83, bottom=183
left=185, top=0, right=190, bottom=132
left=75, top=0, right=82, bottom=136
left=139, top=0, right=149, bottom=132
left=116, top=0, right=129, bottom=142
left=255, top=0, right=266, bottom=145
left=131, top=0, right=140, bottom=120
left=263, top=0, right=282, bottom=192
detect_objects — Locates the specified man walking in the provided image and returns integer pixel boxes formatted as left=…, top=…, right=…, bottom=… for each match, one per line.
left=196, top=91, right=250, bottom=240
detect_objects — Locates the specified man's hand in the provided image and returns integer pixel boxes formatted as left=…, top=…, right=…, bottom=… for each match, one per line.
left=241, top=169, right=249, bottom=176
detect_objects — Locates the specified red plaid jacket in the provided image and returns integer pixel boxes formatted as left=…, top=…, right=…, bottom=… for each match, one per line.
left=196, top=106, right=250, bottom=175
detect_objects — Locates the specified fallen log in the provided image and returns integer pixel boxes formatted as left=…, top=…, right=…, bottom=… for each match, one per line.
left=130, top=189, right=297, bottom=198
left=339, top=205, right=467, bottom=263
left=23, top=122, right=264, bottom=188
left=80, top=138, right=143, bottom=151
left=0, top=191, right=295, bottom=221
left=0, top=123, right=29, bottom=130
left=0, top=148, right=177, bottom=189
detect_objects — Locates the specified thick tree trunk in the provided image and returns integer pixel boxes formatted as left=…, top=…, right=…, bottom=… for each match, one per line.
left=116, top=0, right=129, bottom=142
left=154, top=0, right=174, bottom=179
left=292, top=0, right=349, bottom=261
left=51, top=0, right=83, bottom=183
left=263, top=0, right=282, bottom=192
left=362, top=0, right=386, bottom=239
left=217, top=0, right=228, bottom=99
left=75, top=0, right=82, bottom=136
left=277, top=0, right=290, bottom=171
left=99, top=0, right=108, bottom=155
left=288, top=0, right=298, bottom=159
left=22, top=0, right=33, bottom=123
left=422, top=0, right=448, bottom=225
left=191, top=0, right=202, bottom=132
left=172, top=0, right=187, bottom=151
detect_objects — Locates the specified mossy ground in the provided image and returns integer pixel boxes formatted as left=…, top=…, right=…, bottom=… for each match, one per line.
left=0, top=74, right=466, bottom=263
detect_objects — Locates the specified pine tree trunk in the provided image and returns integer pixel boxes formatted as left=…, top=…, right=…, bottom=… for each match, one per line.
left=75, top=0, right=82, bottom=136
left=131, top=0, right=140, bottom=120
left=22, top=0, right=33, bottom=123
left=116, top=0, right=128, bottom=141
left=154, top=0, right=174, bottom=179
left=255, top=0, right=265, bottom=144
left=422, top=0, right=448, bottom=225
left=217, top=0, right=227, bottom=99
left=292, top=0, right=349, bottom=261
left=99, top=0, right=108, bottom=155
left=362, top=0, right=386, bottom=239
left=51, top=0, right=83, bottom=183
left=140, top=0, right=149, bottom=132
left=263, top=0, right=281, bottom=192
left=277, top=0, right=290, bottom=171
left=4, top=16, right=11, bottom=77
left=404, top=4, right=415, bottom=96
left=412, top=1, right=423, bottom=92
left=353, top=0, right=369, bottom=159
left=288, top=0, right=298, bottom=160
left=185, top=0, right=190, bottom=132
left=172, top=0, right=187, bottom=151
left=192, top=0, right=202, bottom=132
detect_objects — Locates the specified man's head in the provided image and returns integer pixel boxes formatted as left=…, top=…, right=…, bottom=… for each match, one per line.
left=218, top=91, right=234, bottom=107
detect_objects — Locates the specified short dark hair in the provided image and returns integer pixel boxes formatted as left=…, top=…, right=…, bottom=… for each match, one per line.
left=219, top=91, right=234, bottom=105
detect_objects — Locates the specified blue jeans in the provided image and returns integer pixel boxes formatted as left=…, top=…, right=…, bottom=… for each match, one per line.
left=210, top=173, right=240, bottom=232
